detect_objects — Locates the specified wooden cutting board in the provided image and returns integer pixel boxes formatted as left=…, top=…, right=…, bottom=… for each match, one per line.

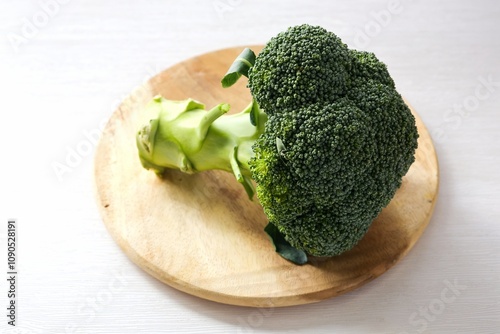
left=93, top=46, right=439, bottom=307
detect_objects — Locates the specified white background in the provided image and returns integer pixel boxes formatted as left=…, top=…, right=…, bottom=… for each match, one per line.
left=1, top=0, right=499, bottom=333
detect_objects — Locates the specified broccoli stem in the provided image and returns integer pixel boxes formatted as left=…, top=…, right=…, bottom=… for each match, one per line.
left=136, top=96, right=267, bottom=199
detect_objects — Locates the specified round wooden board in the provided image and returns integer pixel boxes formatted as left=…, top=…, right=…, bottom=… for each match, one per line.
left=94, top=46, right=439, bottom=308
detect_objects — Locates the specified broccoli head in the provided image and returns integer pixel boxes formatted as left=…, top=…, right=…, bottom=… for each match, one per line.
left=136, top=24, right=418, bottom=262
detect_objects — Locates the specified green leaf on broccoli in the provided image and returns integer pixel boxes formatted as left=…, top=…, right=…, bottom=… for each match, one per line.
left=264, top=222, right=308, bottom=265
left=221, top=48, right=256, bottom=88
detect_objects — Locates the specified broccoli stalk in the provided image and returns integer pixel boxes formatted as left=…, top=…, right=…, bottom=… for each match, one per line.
left=136, top=96, right=267, bottom=199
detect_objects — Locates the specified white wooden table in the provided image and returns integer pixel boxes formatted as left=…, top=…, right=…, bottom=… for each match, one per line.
left=1, top=0, right=499, bottom=333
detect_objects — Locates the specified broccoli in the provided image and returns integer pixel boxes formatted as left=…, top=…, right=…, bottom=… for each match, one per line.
left=136, top=24, right=418, bottom=263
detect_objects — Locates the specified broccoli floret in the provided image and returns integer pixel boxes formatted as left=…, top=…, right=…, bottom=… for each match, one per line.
left=248, top=24, right=351, bottom=113
left=251, top=95, right=417, bottom=256
left=136, top=24, right=418, bottom=261
left=349, top=49, right=395, bottom=87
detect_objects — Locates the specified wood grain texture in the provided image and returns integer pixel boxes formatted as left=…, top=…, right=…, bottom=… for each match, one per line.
left=94, top=47, right=439, bottom=307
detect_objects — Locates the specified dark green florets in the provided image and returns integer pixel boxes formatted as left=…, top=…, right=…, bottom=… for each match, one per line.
left=248, top=24, right=352, bottom=114
left=248, top=24, right=418, bottom=257
left=349, top=49, right=395, bottom=88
